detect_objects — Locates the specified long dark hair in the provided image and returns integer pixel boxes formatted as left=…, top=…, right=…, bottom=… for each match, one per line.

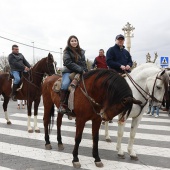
left=64, top=35, right=82, bottom=62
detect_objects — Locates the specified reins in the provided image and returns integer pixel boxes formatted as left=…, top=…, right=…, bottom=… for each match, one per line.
left=124, top=70, right=164, bottom=118
left=124, top=70, right=162, bottom=103
left=79, top=70, right=164, bottom=119
left=79, top=75, right=103, bottom=116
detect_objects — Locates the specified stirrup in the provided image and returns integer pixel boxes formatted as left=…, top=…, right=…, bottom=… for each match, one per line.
left=12, top=95, right=17, bottom=101
left=58, top=105, right=68, bottom=114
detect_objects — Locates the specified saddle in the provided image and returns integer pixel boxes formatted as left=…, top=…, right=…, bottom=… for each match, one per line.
left=8, top=72, right=28, bottom=91
left=52, top=73, right=80, bottom=93
left=52, top=73, right=81, bottom=111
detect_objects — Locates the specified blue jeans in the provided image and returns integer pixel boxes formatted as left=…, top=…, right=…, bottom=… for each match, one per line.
left=151, top=106, right=159, bottom=116
left=11, top=71, right=21, bottom=85
left=61, top=73, right=71, bottom=90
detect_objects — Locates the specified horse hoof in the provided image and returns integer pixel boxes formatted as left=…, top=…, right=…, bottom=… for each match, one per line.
left=95, top=161, right=103, bottom=167
left=58, top=144, right=64, bottom=151
left=130, top=155, right=139, bottom=161
left=28, top=129, right=33, bottom=133
left=7, top=121, right=11, bottom=125
left=35, top=129, right=40, bottom=133
left=73, top=162, right=81, bottom=168
left=68, top=115, right=72, bottom=120
left=118, top=154, right=125, bottom=159
left=106, top=138, right=112, bottom=142
left=45, top=144, right=52, bottom=150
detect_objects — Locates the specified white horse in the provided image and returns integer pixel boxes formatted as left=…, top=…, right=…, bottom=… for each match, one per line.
left=104, top=63, right=169, bottom=160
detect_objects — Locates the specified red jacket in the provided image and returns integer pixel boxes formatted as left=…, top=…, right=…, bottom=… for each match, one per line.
left=92, top=56, right=108, bottom=69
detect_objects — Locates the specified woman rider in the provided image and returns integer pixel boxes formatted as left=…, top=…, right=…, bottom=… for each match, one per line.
left=59, top=35, right=88, bottom=113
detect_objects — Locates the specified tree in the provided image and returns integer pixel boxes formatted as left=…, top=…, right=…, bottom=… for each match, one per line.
left=0, top=56, right=10, bottom=73
left=86, top=59, right=93, bottom=71
left=131, top=60, right=137, bottom=70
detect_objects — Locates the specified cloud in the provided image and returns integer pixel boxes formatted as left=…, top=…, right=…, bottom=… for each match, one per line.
left=0, top=0, right=170, bottom=67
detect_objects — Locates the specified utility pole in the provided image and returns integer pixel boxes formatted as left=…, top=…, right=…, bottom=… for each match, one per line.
left=60, top=48, right=62, bottom=68
left=122, top=22, right=135, bottom=53
left=32, top=42, right=35, bottom=65
left=3, top=52, right=6, bottom=72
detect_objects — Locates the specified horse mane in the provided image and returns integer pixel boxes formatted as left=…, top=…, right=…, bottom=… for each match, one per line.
left=32, top=57, right=46, bottom=69
left=83, top=69, right=133, bottom=108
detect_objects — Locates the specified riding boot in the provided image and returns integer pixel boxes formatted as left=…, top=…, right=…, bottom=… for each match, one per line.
left=11, top=84, right=18, bottom=101
left=58, top=90, right=69, bottom=114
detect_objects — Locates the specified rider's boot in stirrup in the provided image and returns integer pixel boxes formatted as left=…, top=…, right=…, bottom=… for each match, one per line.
left=11, top=84, right=18, bottom=101
left=58, top=90, right=69, bottom=114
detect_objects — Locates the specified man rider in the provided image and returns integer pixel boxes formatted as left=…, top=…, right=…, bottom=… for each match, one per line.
left=8, top=45, right=31, bottom=101
left=106, top=34, right=133, bottom=73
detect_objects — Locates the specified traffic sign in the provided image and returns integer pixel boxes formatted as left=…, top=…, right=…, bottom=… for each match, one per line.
left=160, top=56, right=169, bottom=67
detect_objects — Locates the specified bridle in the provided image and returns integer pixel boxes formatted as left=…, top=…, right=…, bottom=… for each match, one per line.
left=79, top=70, right=166, bottom=119
left=124, top=70, right=165, bottom=118
left=22, top=60, right=57, bottom=89
left=124, top=70, right=163, bottom=104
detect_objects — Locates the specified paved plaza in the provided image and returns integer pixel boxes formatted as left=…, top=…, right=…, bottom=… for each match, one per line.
left=0, top=100, right=170, bottom=170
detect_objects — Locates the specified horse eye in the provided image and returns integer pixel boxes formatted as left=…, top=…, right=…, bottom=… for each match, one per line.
left=156, top=86, right=161, bottom=90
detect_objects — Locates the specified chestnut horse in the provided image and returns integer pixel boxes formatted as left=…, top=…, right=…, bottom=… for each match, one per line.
left=0, top=53, right=56, bottom=132
left=42, top=69, right=141, bottom=168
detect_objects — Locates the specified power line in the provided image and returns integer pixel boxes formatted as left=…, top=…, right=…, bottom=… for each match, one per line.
left=0, top=35, right=61, bottom=54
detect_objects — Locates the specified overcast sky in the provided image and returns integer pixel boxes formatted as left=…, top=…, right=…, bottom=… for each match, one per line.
left=0, top=0, right=170, bottom=67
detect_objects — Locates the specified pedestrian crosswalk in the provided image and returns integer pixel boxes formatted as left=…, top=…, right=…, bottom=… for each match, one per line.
left=0, top=106, right=170, bottom=170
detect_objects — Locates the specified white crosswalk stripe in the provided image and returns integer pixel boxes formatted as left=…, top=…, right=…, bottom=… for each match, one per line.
left=0, top=106, right=170, bottom=170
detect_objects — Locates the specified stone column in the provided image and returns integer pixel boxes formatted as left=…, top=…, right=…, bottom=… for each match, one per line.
left=122, top=22, right=135, bottom=53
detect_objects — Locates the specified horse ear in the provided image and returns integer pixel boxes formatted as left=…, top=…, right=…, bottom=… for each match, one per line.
left=48, top=53, right=53, bottom=60
left=160, top=70, right=165, bottom=76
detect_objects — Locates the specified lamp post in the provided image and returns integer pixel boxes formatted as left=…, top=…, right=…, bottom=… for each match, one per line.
left=122, top=22, right=135, bottom=53
left=60, top=48, right=62, bottom=68
left=32, top=42, right=35, bottom=65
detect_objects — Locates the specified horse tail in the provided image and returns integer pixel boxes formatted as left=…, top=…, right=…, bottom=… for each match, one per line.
left=48, top=104, right=55, bottom=134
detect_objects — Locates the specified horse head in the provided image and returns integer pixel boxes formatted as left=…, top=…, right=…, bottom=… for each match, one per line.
left=102, top=97, right=142, bottom=121
left=145, top=69, right=169, bottom=105
left=45, top=53, right=57, bottom=76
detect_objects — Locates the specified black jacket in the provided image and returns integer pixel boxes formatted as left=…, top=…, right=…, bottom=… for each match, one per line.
left=62, top=47, right=88, bottom=74
left=106, top=44, right=133, bottom=73
left=8, top=53, right=31, bottom=71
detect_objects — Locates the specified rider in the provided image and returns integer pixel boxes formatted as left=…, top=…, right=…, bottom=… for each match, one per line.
left=91, top=49, right=108, bottom=69
left=59, top=35, right=88, bottom=113
left=106, top=34, right=133, bottom=73
left=8, top=45, right=31, bottom=101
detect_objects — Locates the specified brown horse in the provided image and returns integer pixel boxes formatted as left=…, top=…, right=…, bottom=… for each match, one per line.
left=42, top=69, right=141, bottom=168
left=0, top=53, right=56, bottom=132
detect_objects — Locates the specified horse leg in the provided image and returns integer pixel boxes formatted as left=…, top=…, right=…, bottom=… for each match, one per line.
left=43, top=104, right=53, bottom=150
left=105, top=121, right=111, bottom=142
left=57, top=112, right=64, bottom=150
left=116, top=115, right=126, bottom=159
left=2, top=94, right=11, bottom=125
left=72, top=118, right=85, bottom=169
left=27, top=100, right=33, bottom=133
left=92, top=118, right=103, bottom=167
left=127, top=115, right=143, bottom=160
left=34, top=98, right=41, bottom=133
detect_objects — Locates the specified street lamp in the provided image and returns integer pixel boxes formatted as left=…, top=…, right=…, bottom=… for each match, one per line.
left=32, top=42, right=35, bottom=65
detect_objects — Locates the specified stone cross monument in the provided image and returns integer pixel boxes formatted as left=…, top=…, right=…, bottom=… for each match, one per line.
left=122, top=22, right=135, bottom=53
